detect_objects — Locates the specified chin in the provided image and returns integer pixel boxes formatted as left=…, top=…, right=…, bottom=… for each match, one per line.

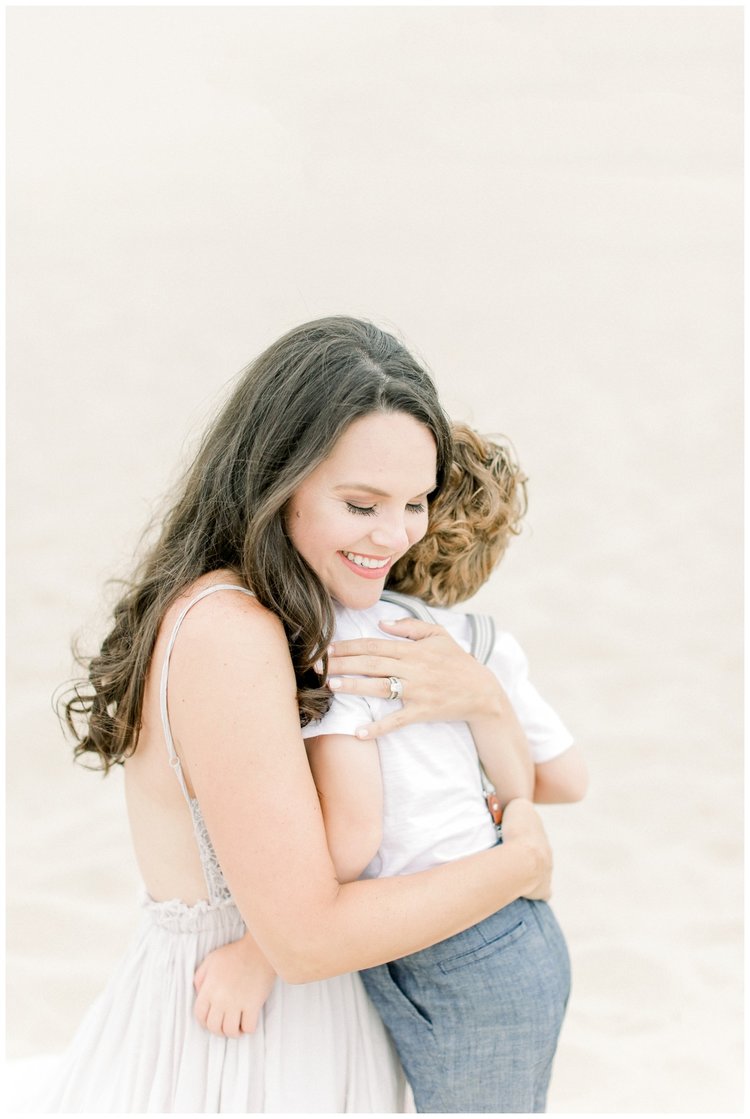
left=333, top=583, right=384, bottom=610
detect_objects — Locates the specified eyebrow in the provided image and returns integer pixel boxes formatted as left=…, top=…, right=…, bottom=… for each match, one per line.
left=333, top=482, right=436, bottom=497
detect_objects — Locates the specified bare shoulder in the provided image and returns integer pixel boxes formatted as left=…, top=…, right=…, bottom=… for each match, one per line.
left=151, top=573, right=298, bottom=719
left=161, top=573, right=290, bottom=664
left=158, top=573, right=300, bottom=766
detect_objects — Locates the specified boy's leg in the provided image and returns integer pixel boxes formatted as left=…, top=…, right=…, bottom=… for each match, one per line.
left=361, top=900, right=571, bottom=1114
left=358, top=961, right=445, bottom=1112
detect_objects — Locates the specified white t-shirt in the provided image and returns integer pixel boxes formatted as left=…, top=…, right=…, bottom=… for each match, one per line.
left=301, top=599, right=573, bottom=879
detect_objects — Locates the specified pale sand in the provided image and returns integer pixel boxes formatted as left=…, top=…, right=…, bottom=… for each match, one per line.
left=6, top=6, right=743, bottom=1113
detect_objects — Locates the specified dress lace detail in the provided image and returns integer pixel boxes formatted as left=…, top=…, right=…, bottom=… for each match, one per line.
left=188, top=797, right=233, bottom=905
left=141, top=890, right=243, bottom=934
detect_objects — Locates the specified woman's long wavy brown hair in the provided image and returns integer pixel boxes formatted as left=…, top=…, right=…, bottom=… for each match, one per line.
left=387, top=423, right=527, bottom=607
left=64, top=317, right=452, bottom=771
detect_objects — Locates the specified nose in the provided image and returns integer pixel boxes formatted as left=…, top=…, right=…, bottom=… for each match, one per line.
left=368, top=516, right=410, bottom=553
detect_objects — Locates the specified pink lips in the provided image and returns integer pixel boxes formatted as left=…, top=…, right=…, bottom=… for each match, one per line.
left=338, top=551, right=393, bottom=580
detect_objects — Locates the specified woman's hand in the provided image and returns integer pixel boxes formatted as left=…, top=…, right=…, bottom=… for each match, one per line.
left=499, top=798, right=553, bottom=901
left=326, top=616, right=504, bottom=738
left=193, top=931, right=277, bottom=1038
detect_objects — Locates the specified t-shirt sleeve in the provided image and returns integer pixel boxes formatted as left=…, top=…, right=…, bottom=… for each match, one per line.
left=487, top=632, right=574, bottom=764
left=300, top=605, right=375, bottom=740
left=300, top=691, right=374, bottom=741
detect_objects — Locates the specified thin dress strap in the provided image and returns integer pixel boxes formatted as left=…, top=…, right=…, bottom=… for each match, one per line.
left=159, top=582, right=256, bottom=906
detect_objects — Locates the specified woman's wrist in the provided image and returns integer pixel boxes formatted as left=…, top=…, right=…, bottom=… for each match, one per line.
left=490, top=832, right=539, bottom=895
left=496, top=798, right=553, bottom=900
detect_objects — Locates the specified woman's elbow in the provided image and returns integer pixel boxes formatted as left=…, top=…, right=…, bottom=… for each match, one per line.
left=274, top=957, right=325, bottom=985
left=268, top=929, right=346, bottom=985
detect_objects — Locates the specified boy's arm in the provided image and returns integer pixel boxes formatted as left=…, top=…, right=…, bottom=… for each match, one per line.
left=304, top=733, right=384, bottom=883
left=468, top=688, right=535, bottom=807
left=532, top=745, right=588, bottom=803
left=470, top=697, right=587, bottom=806
left=475, top=632, right=586, bottom=806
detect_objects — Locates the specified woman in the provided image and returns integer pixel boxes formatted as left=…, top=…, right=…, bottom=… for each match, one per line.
left=191, top=424, right=585, bottom=1112
left=20, top=317, right=552, bottom=1113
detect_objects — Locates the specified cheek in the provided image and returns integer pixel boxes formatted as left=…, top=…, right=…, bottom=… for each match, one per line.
left=289, top=507, right=346, bottom=567
left=285, top=503, right=319, bottom=563
left=407, top=513, right=430, bottom=547
left=283, top=503, right=302, bottom=545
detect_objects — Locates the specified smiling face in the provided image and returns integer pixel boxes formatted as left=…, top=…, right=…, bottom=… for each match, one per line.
left=286, top=411, right=438, bottom=609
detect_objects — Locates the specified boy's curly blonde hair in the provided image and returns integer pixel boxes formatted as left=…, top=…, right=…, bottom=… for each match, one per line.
left=387, top=422, right=528, bottom=607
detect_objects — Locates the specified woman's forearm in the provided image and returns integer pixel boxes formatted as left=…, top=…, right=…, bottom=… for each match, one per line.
left=174, top=604, right=550, bottom=990
left=262, top=806, right=548, bottom=983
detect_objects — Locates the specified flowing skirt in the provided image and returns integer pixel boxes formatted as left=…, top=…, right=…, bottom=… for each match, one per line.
left=7, top=895, right=410, bottom=1113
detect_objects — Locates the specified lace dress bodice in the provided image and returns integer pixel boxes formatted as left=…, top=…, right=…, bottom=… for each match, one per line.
left=186, top=799, right=232, bottom=905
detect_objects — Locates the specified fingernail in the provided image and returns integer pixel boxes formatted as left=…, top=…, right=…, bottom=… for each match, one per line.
left=328, top=643, right=335, bottom=654
left=313, top=659, right=324, bottom=674
left=328, top=677, right=342, bottom=690
left=355, top=727, right=369, bottom=739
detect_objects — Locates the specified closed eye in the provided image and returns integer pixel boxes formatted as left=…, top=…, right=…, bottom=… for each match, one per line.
left=346, top=501, right=427, bottom=516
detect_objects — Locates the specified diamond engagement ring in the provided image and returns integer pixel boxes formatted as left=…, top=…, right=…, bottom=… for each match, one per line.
left=386, top=676, right=404, bottom=701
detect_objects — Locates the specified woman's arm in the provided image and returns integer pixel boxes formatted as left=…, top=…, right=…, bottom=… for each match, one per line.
left=193, top=732, right=384, bottom=1037
left=192, top=725, right=580, bottom=1040
left=165, top=592, right=551, bottom=984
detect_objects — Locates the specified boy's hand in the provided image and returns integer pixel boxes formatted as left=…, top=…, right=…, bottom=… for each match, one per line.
left=193, top=931, right=277, bottom=1037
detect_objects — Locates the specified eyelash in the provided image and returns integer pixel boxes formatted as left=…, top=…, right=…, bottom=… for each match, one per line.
left=346, top=502, right=426, bottom=517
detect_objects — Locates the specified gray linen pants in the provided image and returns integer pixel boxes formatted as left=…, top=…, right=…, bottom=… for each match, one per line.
left=359, top=898, right=571, bottom=1113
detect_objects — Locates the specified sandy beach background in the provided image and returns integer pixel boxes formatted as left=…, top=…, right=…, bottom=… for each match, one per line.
left=6, top=5, right=743, bottom=1113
